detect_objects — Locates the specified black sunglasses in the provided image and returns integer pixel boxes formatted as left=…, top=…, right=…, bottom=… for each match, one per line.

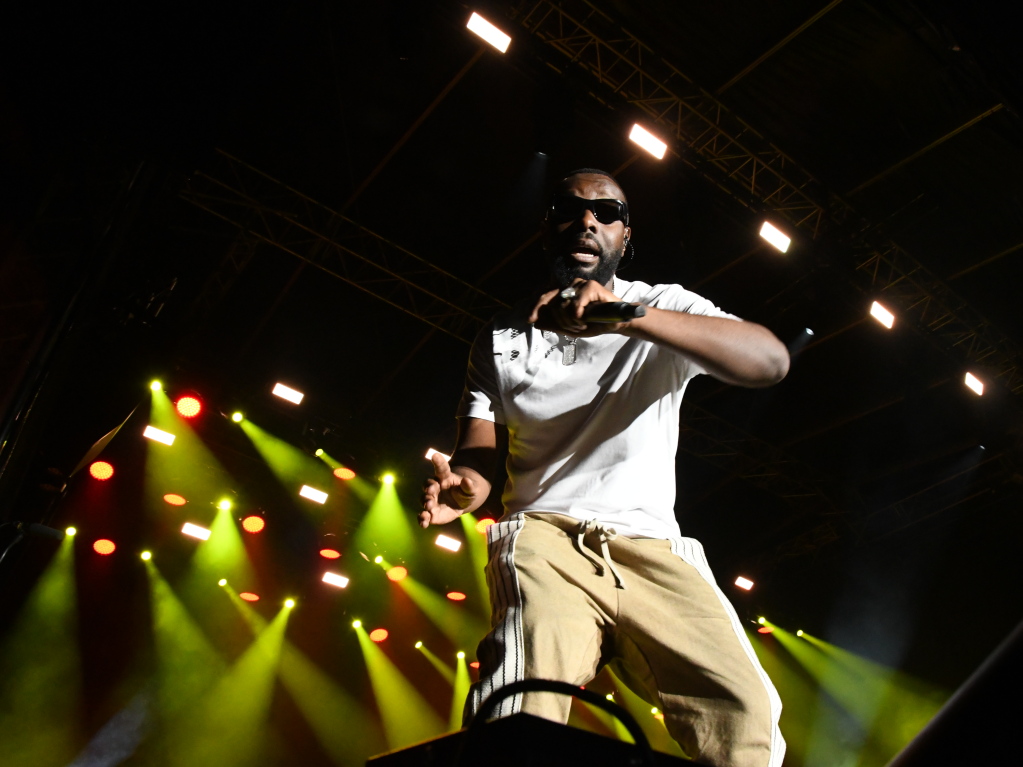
left=548, top=194, right=629, bottom=226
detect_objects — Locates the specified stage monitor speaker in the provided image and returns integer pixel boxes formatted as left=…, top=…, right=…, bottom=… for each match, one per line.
left=366, top=712, right=698, bottom=767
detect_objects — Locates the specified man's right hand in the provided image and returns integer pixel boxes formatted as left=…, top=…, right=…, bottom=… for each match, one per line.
left=419, top=452, right=485, bottom=528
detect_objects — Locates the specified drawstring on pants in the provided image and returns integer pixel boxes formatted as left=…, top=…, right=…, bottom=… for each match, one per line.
left=573, top=519, right=627, bottom=589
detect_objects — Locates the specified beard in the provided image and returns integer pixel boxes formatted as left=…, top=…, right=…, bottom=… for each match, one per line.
left=550, top=242, right=624, bottom=288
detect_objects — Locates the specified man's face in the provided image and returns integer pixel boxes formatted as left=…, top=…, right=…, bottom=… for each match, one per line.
left=543, top=173, right=631, bottom=289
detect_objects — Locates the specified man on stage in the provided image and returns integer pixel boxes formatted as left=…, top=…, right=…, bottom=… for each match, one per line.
left=419, top=168, right=789, bottom=767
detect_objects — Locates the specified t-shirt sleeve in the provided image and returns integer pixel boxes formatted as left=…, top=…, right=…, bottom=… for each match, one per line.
left=644, top=283, right=743, bottom=379
left=456, top=323, right=505, bottom=425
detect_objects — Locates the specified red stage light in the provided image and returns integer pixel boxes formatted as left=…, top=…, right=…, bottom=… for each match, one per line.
left=446, top=591, right=467, bottom=601
left=319, top=548, right=341, bottom=560
left=757, top=626, right=774, bottom=634
left=242, top=515, right=265, bottom=534
left=469, top=661, right=480, bottom=669
left=163, top=494, right=187, bottom=506
left=369, top=628, right=388, bottom=643
left=239, top=592, right=260, bottom=602
left=333, top=467, right=356, bottom=480
left=475, top=518, right=495, bottom=534
left=176, top=396, right=202, bottom=418
left=386, top=566, right=408, bottom=582
left=93, top=539, right=116, bottom=555
left=89, top=461, right=114, bottom=480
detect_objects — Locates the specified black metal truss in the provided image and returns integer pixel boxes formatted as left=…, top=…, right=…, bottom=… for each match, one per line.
left=180, top=151, right=508, bottom=346
left=510, top=0, right=1023, bottom=396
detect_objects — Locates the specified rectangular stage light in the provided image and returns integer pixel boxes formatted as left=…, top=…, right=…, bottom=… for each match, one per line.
left=759, top=221, right=791, bottom=253
left=467, top=12, right=511, bottom=52
left=628, top=124, right=667, bottom=159
left=870, top=301, right=895, bottom=329
left=322, top=572, right=349, bottom=588
left=964, top=372, right=984, bottom=396
left=435, top=534, right=462, bottom=552
left=143, top=425, right=176, bottom=446
left=734, top=576, right=754, bottom=591
left=181, top=522, right=211, bottom=541
left=299, top=485, right=328, bottom=504
left=272, top=382, right=305, bottom=404
left=425, top=447, right=452, bottom=462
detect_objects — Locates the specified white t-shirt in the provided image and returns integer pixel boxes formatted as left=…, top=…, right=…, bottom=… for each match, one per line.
left=457, top=278, right=741, bottom=539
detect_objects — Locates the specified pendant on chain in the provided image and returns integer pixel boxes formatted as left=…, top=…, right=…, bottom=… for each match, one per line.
left=562, top=339, right=578, bottom=366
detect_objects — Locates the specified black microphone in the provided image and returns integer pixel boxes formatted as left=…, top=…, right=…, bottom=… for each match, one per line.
left=582, top=302, right=647, bottom=323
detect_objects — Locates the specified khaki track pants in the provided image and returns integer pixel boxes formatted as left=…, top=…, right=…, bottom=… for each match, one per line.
left=465, top=513, right=785, bottom=767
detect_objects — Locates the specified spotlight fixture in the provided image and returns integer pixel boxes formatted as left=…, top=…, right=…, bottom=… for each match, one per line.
left=757, top=616, right=767, bottom=624
left=475, top=518, right=496, bottom=534
left=322, top=572, right=349, bottom=588
left=457, top=651, right=465, bottom=659
left=284, top=598, right=296, bottom=608
left=181, top=522, right=212, bottom=541
left=374, top=555, right=384, bottom=564
left=759, top=221, right=791, bottom=253
left=796, top=630, right=804, bottom=637
left=65, top=527, right=77, bottom=537
left=352, top=619, right=362, bottom=629
left=217, top=499, right=233, bottom=511
left=869, top=301, right=896, bottom=329
left=218, top=579, right=228, bottom=586
left=466, top=12, right=511, bottom=52
left=425, top=448, right=452, bottom=462
left=333, top=467, right=356, bottom=480
left=381, top=473, right=395, bottom=485
left=415, top=641, right=423, bottom=649
left=299, top=485, right=328, bottom=504
left=319, top=547, right=341, bottom=560
left=93, top=539, right=116, bottom=556
left=89, top=461, right=114, bottom=480
left=239, top=592, right=260, bottom=602
left=272, top=383, right=305, bottom=405
left=140, top=551, right=152, bottom=561
left=369, top=628, right=389, bottom=643
left=175, top=395, right=202, bottom=418
left=386, top=566, right=408, bottom=582
left=435, top=534, right=462, bottom=552
left=231, top=412, right=244, bottom=423
left=628, top=124, right=667, bottom=159
left=734, top=576, right=754, bottom=591
left=241, top=515, right=265, bottom=534
left=150, top=380, right=162, bottom=392
left=469, top=661, right=480, bottom=669
left=964, top=372, right=984, bottom=396
left=314, top=448, right=324, bottom=457
left=143, top=426, right=175, bottom=446
left=447, top=591, right=467, bottom=601
left=163, top=493, right=187, bottom=506
left=757, top=626, right=775, bottom=634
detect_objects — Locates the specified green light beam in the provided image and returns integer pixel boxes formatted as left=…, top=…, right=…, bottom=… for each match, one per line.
left=165, top=606, right=290, bottom=767
left=605, top=666, right=686, bottom=756
left=398, top=576, right=488, bottom=648
left=354, top=625, right=445, bottom=749
left=776, top=627, right=946, bottom=764
left=450, top=654, right=471, bottom=732
left=145, top=561, right=226, bottom=714
left=188, top=508, right=256, bottom=591
left=459, top=514, right=492, bottom=617
left=145, top=389, right=232, bottom=509
left=418, top=645, right=456, bottom=684
left=0, top=536, right=81, bottom=766
left=354, top=482, right=416, bottom=561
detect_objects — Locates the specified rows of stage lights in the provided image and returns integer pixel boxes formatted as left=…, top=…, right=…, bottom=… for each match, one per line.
left=71, top=379, right=499, bottom=626
left=466, top=11, right=992, bottom=400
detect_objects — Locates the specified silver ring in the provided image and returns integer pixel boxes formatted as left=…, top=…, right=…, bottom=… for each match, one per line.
left=560, top=286, right=578, bottom=300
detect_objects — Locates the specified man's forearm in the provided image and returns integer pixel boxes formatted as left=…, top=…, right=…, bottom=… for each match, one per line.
left=622, top=307, right=789, bottom=387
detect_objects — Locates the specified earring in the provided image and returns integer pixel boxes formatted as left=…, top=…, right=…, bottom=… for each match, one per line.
left=618, top=239, right=636, bottom=271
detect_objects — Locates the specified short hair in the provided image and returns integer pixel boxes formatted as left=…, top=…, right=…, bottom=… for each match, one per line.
left=559, top=168, right=627, bottom=202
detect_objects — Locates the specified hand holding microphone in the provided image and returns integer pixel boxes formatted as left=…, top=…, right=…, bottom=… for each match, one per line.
left=560, top=285, right=647, bottom=324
